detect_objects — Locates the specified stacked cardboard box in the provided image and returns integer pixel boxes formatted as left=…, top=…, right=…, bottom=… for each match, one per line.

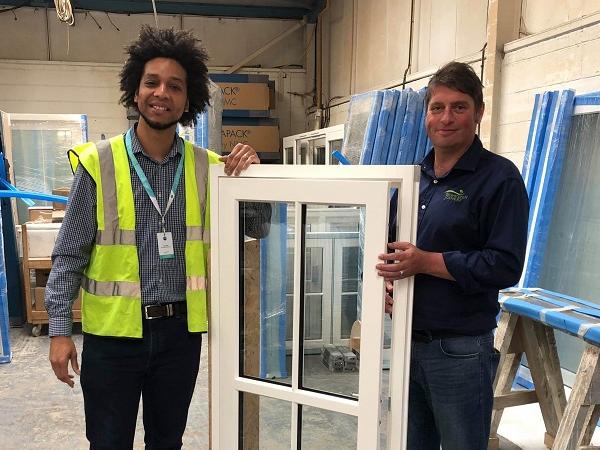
left=209, top=73, right=280, bottom=162
left=27, top=188, right=70, bottom=223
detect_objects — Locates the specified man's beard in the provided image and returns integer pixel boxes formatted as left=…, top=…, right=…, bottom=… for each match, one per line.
left=138, top=109, right=181, bottom=131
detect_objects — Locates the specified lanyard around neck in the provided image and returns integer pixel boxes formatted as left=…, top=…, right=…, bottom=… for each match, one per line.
left=124, top=128, right=184, bottom=231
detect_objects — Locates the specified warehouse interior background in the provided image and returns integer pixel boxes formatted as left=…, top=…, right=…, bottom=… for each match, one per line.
left=2, top=0, right=599, bottom=169
left=1, top=0, right=600, bottom=449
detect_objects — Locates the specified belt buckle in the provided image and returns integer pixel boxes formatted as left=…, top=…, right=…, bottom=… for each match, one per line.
left=144, top=305, right=160, bottom=320
left=165, top=303, right=174, bottom=317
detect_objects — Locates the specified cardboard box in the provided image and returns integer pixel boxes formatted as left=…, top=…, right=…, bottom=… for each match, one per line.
left=25, top=223, right=61, bottom=258
left=218, top=82, right=270, bottom=111
left=222, top=119, right=280, bottom=153
left=28, top=206, right=53, bottom=223
left=52, top=187, right=70, bottom=211
left=52, top=210, right=65, bottom=223
left=209, top=74, right=274, bottom=117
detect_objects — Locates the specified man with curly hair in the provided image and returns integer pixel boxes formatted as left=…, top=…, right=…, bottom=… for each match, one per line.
left=45, top=25, right=267, bottom=448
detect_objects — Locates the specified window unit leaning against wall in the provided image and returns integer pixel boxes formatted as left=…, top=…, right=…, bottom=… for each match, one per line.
left=518, top=91, right=600, bottom=387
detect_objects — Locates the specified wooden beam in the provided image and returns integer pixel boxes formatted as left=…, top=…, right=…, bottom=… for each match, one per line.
left=493, top=390, right=538, bottom=410
left=481, top=0, right=521, bottom=150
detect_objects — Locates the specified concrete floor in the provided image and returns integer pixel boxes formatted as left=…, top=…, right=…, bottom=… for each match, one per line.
left=1, top=325, right=209, bottom=449
left=1, top=325, right=598, bottom=449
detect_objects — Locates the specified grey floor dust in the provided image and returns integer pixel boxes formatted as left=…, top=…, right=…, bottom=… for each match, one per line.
left=1, top=326, right=375, bottom=449
left=1, top=325, right=545, bottom=449
left=1, top=325, right=208, bottom=450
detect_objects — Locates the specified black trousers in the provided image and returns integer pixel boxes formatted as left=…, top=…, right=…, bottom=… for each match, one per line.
left=80, top=315, right=202, bottom=450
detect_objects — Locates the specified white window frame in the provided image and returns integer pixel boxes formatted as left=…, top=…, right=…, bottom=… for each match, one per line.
left=282, top=124, right=345, bottom=165
left=210, top=165, right=419, bottom=449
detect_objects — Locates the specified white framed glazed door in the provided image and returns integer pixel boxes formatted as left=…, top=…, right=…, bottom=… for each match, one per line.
left=210, top=165, right=419, bottom=450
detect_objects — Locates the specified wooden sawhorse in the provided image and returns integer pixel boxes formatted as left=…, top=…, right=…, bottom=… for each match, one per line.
left=489, top=289, right=600, bottom=450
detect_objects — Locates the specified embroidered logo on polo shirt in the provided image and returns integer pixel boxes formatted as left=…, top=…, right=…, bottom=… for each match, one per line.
left=444, top=189, right=468, bottom=202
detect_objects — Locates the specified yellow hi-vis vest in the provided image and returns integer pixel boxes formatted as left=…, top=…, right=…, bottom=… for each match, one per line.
left=68, top=134, right=221, bottom=338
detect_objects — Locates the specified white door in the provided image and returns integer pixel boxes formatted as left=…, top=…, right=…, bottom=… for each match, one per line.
left=210, top=165, right=419, bottom=449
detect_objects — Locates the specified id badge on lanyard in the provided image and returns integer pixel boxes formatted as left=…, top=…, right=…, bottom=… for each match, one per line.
left=125, top=129, right=184, bottom=261
left=157, top=231, right=175, bottom=259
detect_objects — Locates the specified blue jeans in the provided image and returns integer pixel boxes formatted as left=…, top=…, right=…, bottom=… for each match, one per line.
left=407, top=331, right=500, bottom=450
left=80, top=314, right=202, bottom=450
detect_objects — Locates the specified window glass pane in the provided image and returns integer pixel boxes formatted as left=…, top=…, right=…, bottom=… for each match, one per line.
left=342, top=246, right=359, bottom=292
left=329, top=138, right=343, bottom=163
left=285, top=294, right=293, bottom=341
left=240, top=201, right=292, bottom=385
left=307, top=138, right=325, bottom=165
left=10, top=117, right=86, bottom=223
left=240, top=392, right=291, bottom=449
left=302, top=205, right=362, bottom=399
left=298, top=142, right=307, bottom=165
left=305, top=247, right=323, bottom=293
left=538, top=112, right=600, bottom=373
left=285, top=146, right=294, bottom=164
left=304, top=294, right=323, bottom=340
left=315, top=147, right=326, bottom=165
left=300, top=405, right=357, bottom=449
left=340, top=294, right=357, bottom=339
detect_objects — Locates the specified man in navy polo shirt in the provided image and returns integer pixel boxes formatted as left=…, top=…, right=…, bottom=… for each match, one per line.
left=377, top=61, right=529, bottom=449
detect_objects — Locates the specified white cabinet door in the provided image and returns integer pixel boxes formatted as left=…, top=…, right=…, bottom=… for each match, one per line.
left=210, top=165, right=419, bottom=450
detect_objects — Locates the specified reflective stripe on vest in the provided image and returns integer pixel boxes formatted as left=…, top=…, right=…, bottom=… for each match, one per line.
left=186, top=275, right=207, bottom=292
left=95, top=229, right=137, bottom=245
left=70, top=135, right=216, bottom=338
left=186, top=226, right=205, bottom=241
left=82, top=277, right=141, bottom=297
left=97, top=139, right=121, bottom=234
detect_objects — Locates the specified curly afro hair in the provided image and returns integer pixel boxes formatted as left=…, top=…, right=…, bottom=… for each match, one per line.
left=119, top=25, right=209, bottom=127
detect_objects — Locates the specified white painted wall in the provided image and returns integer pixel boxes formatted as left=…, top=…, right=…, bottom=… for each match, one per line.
left=0, top=60, right=305, bottom=143
left=521, top=0, right=600, bottom=35
left=321, top=0, right=488, bottom=129
left=0, top=7, right=307, bottom=143
left=0, top=7, right=305, bottom=67
left=0, top=60, right=124, bottom=142
left=413, top=0, right=488, bottom=73
left=495, top=13, right=600, bottom=169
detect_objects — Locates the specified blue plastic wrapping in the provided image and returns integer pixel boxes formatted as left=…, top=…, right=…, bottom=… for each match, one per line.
left=0, top=199, right=11, bottom=364
left=371, top=90, right=399, bottom=165
left=194, top=112, right=208, bottom=148
left=386, top=89, right=409, bottom=165
left=342, top=91, right=383, bottom=165
left=359, top=91, right=384, bottom=165
left=194, top=80, right=224, bottom=153
left=573, top=91, right=600, bottom=106
left=259, top=203, right=288, bottom=379
left=521, top=91, right=554, bottom=202
left=395, top=89, right=424, bottom=165
left=413, top=88, right=431, bottom=164
left=499, top=288, right=600, bottom=346
left=80, top=114, right=89, bottom=142
left=521, top=89, right=575, bottom=288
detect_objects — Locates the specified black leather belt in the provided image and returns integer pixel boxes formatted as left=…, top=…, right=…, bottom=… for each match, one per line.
left=143, top=302, right=187, bottom=320
left=411, top=329, right=464, bottom=343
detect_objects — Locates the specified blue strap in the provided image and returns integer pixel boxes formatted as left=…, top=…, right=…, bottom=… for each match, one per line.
left=332, top=150, right=351, bottom=165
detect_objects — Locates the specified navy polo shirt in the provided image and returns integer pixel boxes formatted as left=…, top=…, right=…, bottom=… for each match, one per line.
left=411, top=135, right=529, bottom=335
